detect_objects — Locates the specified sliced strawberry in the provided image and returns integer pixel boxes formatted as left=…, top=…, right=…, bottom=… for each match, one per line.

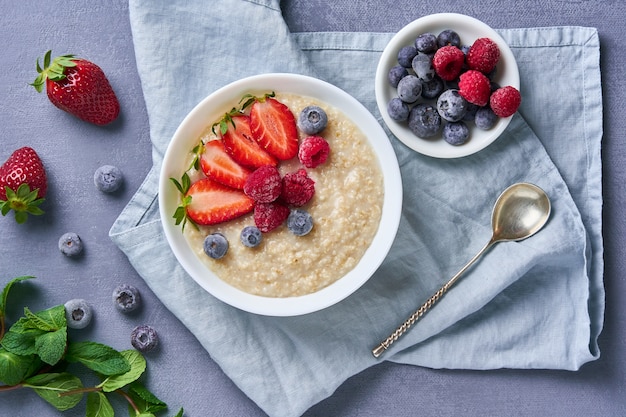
left=200, top=140, right=250, bottom=189
left=221, top=115, right=277, bottom=168
left=249, top=97, right=299, bottom=160
left=185, top=178, right=254, bottom=226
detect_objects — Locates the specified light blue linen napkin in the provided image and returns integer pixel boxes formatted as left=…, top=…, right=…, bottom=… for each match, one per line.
left=110, top=1, right=604, bottom=416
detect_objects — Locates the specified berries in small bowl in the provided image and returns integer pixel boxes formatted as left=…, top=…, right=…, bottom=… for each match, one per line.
left=375, top=13, right=520, bottom=158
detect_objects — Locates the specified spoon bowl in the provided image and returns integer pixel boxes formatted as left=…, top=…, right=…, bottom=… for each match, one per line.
left=372, top=183, right=551, bottom=358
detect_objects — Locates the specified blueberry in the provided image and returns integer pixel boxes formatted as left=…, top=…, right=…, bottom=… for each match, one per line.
left=437, top=89, right=468, bottom=122
left=58, top=232, right=84, bottom=257
left=411, top=53, right=436, bottom=82
left=298, top=106, right=328, bottom=135
left=387, top=65, right=408, bottom=88
left=397, top=75, right=422, bottom=103
left=64, top=299, right=93, bottom=329
left=475, top=107, right=499, bottom=130
left=240, top=225, right=262, bottom=248
left=443, top=121, right=470, bottom=146
left=408, top=104, right=442, bottom=138
left=203, top=233, right=228, bottom=259
left=463, top=103, right=479, bottom=122
left=414, top=33, right=437, bottom=53
left=397, top=45, right=418, bottom=68
left=437, top=29, right=461, bottom=47
left=94, top=165, right=124, bottom=193
left=112, top=284, right=142, bottom=313
left=130, top=325, right=159, bottom=353
left=287, top=209, right=313, bottom=236
left=421, top=77, right=444, bottom=99
left=387, top=98, right=410, bottom=122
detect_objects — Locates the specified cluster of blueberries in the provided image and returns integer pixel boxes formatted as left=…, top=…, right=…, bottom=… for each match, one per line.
left=387, top=30, right=499, bottom=146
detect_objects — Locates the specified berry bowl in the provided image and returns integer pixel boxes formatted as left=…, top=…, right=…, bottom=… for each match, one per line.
left=159, top=73, right=403, bottom=316
left=375, top=13, right=520, bottom=158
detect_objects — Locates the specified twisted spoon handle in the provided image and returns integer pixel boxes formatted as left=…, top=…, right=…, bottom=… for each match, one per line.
left=372, top=239, right=494, bottom=358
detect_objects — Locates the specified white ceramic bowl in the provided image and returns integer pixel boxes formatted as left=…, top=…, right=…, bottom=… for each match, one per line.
left=375, top=13, right=520, bottom=158
left=159, top=73, right=403, bottom=316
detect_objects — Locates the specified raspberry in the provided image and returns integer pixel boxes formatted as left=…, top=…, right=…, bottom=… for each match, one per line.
left=254, top=201, right=290, bottom=233
left=432, top=45, right=465, bottom=81
left=490, top=86, right=521, bottom=117
left=243, top=165, right=281, bottom=203
left=298, top=136, right=330, bottom=168
left=467, top=37, right=500, bottom=74
left=281, top=168, right=315, bottom=207
left=458, top=70, right=491, bottom=106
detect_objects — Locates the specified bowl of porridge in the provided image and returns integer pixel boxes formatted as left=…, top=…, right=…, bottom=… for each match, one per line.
left=159, top=73, right=402, bottom=316
left=375, top=13, right=520, bottom=158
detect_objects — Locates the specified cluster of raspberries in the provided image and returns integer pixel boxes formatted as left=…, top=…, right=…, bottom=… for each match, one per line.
left=244, top=135, right=329, bottom=232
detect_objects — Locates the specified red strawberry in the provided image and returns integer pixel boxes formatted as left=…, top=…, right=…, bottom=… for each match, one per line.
left=31, top=50, right=120, bottom=126
left=200, top=140, right=251, bottom=189
left=220, top=115, right=277, bottom=168
left=184, top=178, right=254, bottom=226
left=248, top=94, right=299, bottom=160
left=0, top=147, right=47, bottom=224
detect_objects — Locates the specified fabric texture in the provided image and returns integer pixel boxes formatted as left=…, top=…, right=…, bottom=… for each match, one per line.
left=110, top=1, right=604, bottom=416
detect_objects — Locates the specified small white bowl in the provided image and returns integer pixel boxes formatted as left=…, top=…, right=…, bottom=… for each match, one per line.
left=375, top=13, right=520, bottom=158
left=159, top=73, right=403, bottom=316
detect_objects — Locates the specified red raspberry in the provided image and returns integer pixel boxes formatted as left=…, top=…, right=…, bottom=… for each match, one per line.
left=281, top=168, right=315, bottom=207
left=298, top=136, right=330, bottom=168
left=432, top=46, right=465, bottom=81
left=458, top=70, right=491, bottom=106
left=490, top=86, right=521, bottom=117
left=253, top=201, right=290, bottom=232
left=243, top=165, right=282, bottom=203
left=467, top=37, right=500, bottom=74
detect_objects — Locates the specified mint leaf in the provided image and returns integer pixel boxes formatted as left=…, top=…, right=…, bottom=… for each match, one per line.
left=99, top=349, right=146, bottom=392
left=24, top=372, right=83, bottom=411
left=23, top=305, right=66, bottom=331
left=65, top=341, right=131, bottom=376
left=1, top=276, right=34, bottom=319
left=173, top=408, right=184, bottom=417
left=128, top=382, right=168, bottom=413
left=0, top=347, right=41, bottom=385
left=1, top=317, right=45, bottom=355
left=86, top=391, right=114, bottom=417
left=34, top=326, right=67, bottom=365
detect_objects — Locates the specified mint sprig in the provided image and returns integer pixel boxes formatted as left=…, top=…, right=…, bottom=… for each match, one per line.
left=0, top=276, right=184, bottom=417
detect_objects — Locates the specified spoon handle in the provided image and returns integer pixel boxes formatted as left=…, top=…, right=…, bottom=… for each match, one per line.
left=371, top=239, right=494, bottom=358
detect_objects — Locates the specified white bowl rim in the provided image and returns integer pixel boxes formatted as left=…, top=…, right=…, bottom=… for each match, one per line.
left=375, top=12, right=520, bottom=159
left=159, top=73, right=403, bottom=316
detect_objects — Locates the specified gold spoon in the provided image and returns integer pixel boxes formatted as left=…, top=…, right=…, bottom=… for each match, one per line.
left=372, top=182, right=551, bottom=358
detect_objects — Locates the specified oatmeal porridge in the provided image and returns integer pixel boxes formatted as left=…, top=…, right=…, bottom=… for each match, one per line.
left=181, top=92, right=384, bottom=297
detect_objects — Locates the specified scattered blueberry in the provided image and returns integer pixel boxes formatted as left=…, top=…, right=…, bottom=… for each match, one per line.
left=240, top=225, right=262, bottom=248
left=58, top=232, right=84, bottom=257
left=94, top=165, right=124, bottom=193
left=298, top=106, right=328, bottom=135
left=420, top=77, right=444, bottom=99
left=463, top=103, right=479, bottom=122
left=443, top=121, right=470, bottom=145
left=475, top=107, right=499, bottom=130
left=397, top=45, right=418, bottom=68
left=130, top=325, right=159, bottom=353
left=64, top=299, right=93, bottom=329
left=287, top=209, right=314, bottom=236
left=387, top=65, right=408, bottom=88
left=408, top=103, right=442, bottom=138
left=437, top=29, right=461, bottom=47
left=112, top=284, right=142, bottom=313
left=397, top=75, right=422, bottom=103
left=203, top=233, right=228, bottom=259
left=414, top=32, right=437, bottom=53
left=387, top=98, right=410, bottom=122
left=411, top=53, right=436, bottom=82
left=437, top=89, right=468, bottom=122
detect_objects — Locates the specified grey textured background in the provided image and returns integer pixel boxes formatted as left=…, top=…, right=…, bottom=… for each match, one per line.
left=1, top=1, right=624, bottom=416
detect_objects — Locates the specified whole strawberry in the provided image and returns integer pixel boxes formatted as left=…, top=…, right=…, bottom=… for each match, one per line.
left=31, top=50, right=120, bottom=125
left=0, top=147, right=47, bottom=224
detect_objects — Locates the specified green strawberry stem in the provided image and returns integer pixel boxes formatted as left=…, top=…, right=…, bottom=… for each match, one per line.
left=0, top=184, right=45, bottom=224
left=30, top=50, right=77, bottom=93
